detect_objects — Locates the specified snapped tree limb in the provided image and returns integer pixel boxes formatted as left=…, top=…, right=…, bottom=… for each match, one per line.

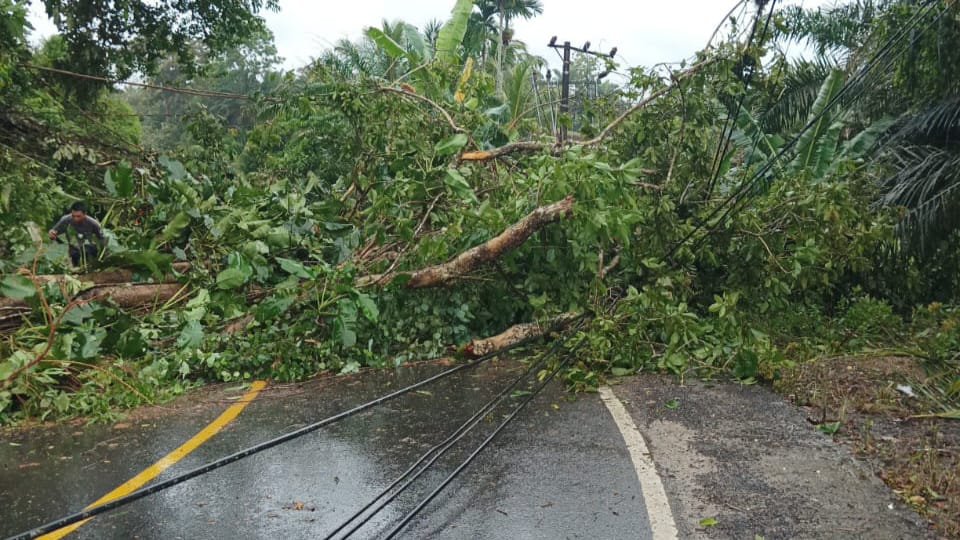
left=459, top=57, right=721, bottom=162
left=358, top=195, right=574, bottom=288
left=461, top=312, right=581, bottom=358
left=379, top=86, right=466, bottom=134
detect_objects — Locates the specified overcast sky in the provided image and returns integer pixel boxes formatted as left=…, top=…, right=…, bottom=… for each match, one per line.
left=28, top=0, right=831, bottom=75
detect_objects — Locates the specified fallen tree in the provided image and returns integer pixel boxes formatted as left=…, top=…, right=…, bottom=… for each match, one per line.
left=1, top=282, right=186, bottom=312
left=357, top=195, right=574, bottom=288
left=460, top=312, right=582, bottom=357
left=31, top=262, right=190, bottom=286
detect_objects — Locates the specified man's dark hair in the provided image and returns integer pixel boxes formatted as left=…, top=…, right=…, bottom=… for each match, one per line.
left=70, top=201, right=87, bottom=213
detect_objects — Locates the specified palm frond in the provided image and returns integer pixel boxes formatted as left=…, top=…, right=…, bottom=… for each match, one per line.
left=774, top=0, right=890, bottom=55
left=877, top=144, right=960, bottom=252
left=890, top=95, right=960, bottom=146
left=760, top=58, right=837, bottom=134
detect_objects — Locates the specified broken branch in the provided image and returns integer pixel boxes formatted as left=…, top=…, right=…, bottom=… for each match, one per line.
left=379, top=86, right=465, bottom=134
left=358, top=195, right=574, bottom=288
left=459, top=56, right=721, bottom=162
left=462, top=312, right=581, bottom=358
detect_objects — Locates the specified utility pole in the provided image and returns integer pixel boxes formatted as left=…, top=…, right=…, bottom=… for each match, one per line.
left=547, top=37, right=617, bottom=144
left=559, top=41, right=571, bottom=143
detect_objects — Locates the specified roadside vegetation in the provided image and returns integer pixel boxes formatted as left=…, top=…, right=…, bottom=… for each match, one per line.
left=1, top=0, right=959, bottom=533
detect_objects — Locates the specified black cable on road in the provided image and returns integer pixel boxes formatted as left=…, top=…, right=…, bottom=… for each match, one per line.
left=6, top=337, right=543, bottom=540
left=325, top=340, right=553, bottom=539
left=382, top=334, right=589, bottom=540
left=329, top=318, right=586, bottom=539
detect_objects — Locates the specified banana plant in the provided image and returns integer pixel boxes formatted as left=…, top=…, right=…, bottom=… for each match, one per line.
left=787, top=68, right=845, bottom=179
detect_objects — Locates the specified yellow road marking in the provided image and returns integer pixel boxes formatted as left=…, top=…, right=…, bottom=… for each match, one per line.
left=39, top=380, right=267, bottom=540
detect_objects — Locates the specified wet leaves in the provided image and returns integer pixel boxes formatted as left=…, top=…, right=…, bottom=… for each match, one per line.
left=283, top=501, right=315, bottom=512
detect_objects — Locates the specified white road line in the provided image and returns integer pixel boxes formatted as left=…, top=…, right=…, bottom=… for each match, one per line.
left=599, top=385, right=679, bottom=540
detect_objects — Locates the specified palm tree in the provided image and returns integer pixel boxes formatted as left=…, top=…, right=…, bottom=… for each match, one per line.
left=469, top=0, right=543, bottom=96
left=770, top=0, right=960, bottom=255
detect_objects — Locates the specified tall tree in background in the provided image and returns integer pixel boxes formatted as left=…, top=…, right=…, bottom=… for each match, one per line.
left=34, top=0, right=279, bottom=101
left=468, top=0, right=542, bottom=96
left=776, top=1, right=960, bottom=254
left=123, top=30, right=283, bottom=150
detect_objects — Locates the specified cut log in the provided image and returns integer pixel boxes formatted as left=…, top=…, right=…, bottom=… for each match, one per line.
left=462, top=312, right=581, bottom=358
left=0, top=283, right=186, bottom=311
left=76, top=283, right=186, bottom=307
left=358, top=195, right=574, bottom=288
left=31, top=262, right=191, bottom=286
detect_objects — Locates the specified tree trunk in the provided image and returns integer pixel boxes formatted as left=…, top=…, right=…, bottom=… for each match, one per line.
left=357, top=195, right=574, bottom=288
left=496, top=4, right=506, bottom=97
left=31, top=262, right=190, bottom=286
left=462, top=312, right=581, bottom=357
left=0, top=282, right=186, bottom=310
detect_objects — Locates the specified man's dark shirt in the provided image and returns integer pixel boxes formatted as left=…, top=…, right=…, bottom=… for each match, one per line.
left=52, top=214, right=104, bottom=244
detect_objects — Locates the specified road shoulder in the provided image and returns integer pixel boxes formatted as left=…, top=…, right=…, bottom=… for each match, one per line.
left=609, top=375, right=931, bottom=539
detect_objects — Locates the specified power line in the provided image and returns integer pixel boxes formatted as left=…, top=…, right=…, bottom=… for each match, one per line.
left=381, top=332, right=588, bottom=539
left=19, top=63, right=281, bottom=102
left=704, top=0, right=778, bottom=198
left=669, top=0, right=943, bottom=259
left=324, top=320, right=583, bottom=539
left=6, top=329, right=556, bottom=540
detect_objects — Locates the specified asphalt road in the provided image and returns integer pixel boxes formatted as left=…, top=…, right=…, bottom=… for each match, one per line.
left=0, top=358, right=931, bottom=539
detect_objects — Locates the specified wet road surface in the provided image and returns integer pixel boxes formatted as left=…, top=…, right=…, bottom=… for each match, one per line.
left=0, top=359, right=933, bottom=539
left=1, top=359, right=649, bottom=539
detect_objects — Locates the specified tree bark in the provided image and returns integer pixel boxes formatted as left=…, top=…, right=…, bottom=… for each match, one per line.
left=0, top=283, right=185, bottom=310
left=462, top=312, right=581, bottom=357
left=31, top=262, right=190, bottom=286
left=358, top=195, right=574, bottom=288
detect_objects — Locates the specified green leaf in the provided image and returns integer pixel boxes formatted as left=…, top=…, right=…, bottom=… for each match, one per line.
left=339, top=327, right=357, bottom=349
left=0, top=274, right=35, bottom=300
left=79, top=329, right=105, bottom=360
left=444, top=169, right=477, bottom=203
left=177, top=320, right=204, bottom=349
left=789, top=69, right=844, bottom=174
left=215, top=267, right=248, bottom=289
left=699, top=518, right=718, bottom=527
left=356, top=293, right=379, bottom=323
left=276, top=257, right=312, bottom=279
left=61, top=303, right=95, bottom=325
left=159, top=155, right=188, bottom=180
left=435, top=133, right=468, bottom=156
left=435, top=0, right=472, bottom=63
left=106, top=161, right=135, bottom=197
left=817, top=421, right=841, bottom=435
left=159, top=211, right=190, bottom=242
left=255, top=294, right=295, bottom=322
left=664, top=399, right=679, bottom=409
left=366, top=27, right=406, bottom=59
left=104, top=169, right=117, bottom=196
left=611, top=367, right=633, bottom=377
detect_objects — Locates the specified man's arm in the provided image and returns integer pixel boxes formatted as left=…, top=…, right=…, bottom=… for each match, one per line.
left=87, top=217, right=105, bottom=246
left=48, top=215, right=69, bottom=240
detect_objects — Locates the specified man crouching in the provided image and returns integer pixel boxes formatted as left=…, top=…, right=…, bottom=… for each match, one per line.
left=48, top=202, right=104, bottom=267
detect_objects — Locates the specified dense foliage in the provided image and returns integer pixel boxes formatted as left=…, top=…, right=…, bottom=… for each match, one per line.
left=1, top=0, right=959, bottom=427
